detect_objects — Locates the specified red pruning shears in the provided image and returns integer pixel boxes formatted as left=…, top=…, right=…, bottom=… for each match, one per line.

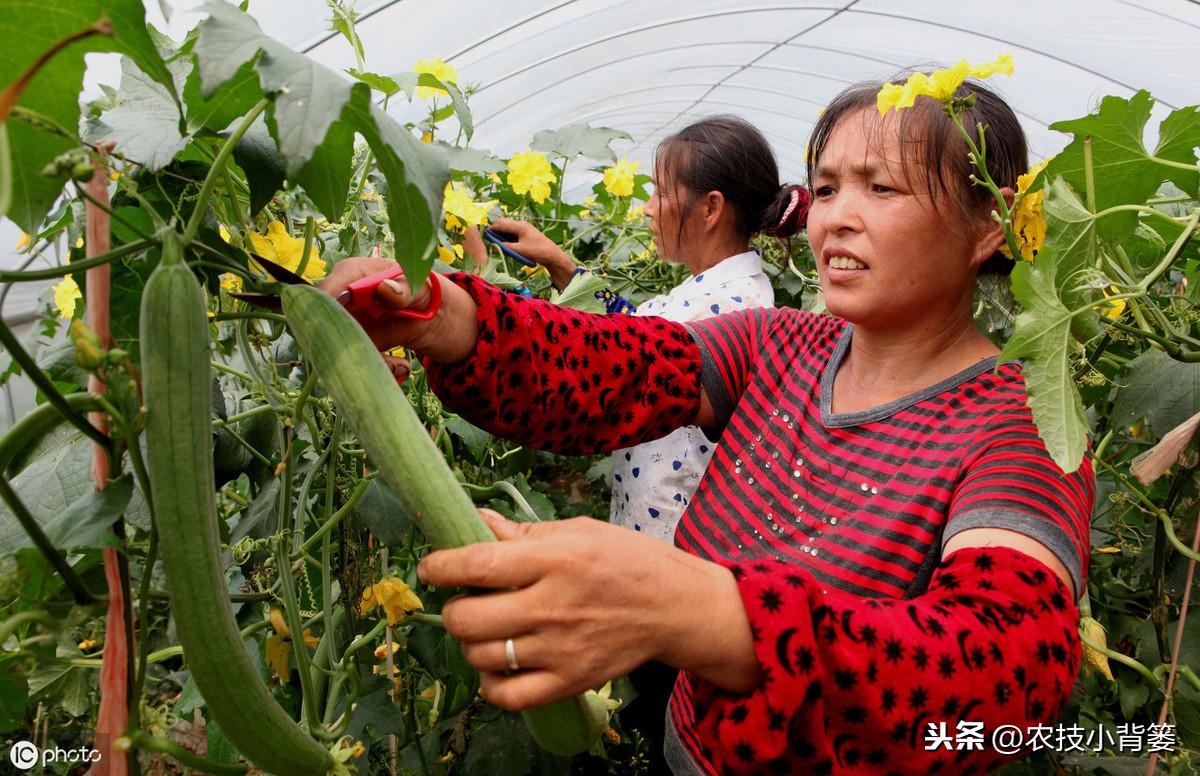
left=230, top=253, right=440, bottom=321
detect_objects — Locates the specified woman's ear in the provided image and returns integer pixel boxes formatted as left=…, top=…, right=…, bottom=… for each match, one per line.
left=971, top=186, right=1015, bottom=267
left=700, top=190, right=727, bottom=232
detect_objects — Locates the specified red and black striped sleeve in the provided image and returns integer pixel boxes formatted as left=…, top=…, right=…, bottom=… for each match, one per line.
left=947, top=365, right=1095, bottom=596
left=682, top=547, right=1080, bottom=774
left=419, top=273, right=703, bottom=455
left=682, top=307, right=776, bottom=430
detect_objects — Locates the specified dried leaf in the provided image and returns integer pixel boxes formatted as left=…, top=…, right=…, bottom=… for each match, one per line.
left=1130, top=409, right=1200, bottom=484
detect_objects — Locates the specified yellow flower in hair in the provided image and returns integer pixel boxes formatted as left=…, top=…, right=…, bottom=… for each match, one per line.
left=1000, top=157, right=1051, bottom=262
left=53, top=275, right=81, bottom=320
left=413, top=58, right=458, bottom=99
left=878, top=54, right=1014, bottom=116
left=442, top=182, right=495, bottom=227
left=506, top=151, right=556, bottom=203
left=969, top=53, right=1014, bottom=79
left=602, top=157, right=641, bottom=197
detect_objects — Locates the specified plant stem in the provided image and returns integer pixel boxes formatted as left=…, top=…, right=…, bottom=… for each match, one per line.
left=1093, top=457, right=1200, bottom=561
left=72, top=183, right=157, bottom=243
left=296, top=216, right=316, bottom=279
left=1138, top=210, right=1200, bottom=291
left=299, top=476, right=373, bottom=557
left=212, top=311, right=287, bottom=324
left=0, top=610, right=58, bottom=645
left=1078, top=629, right=1160, bottom=689
left=0, top=239, right=152, bottom=283
left=0, top=319, right=113, bottom=451
left=117, top=731, right=248, bottom=775
left=182, top=98, right=269, bottom=247
left=0, top=392, right=105, bottom=473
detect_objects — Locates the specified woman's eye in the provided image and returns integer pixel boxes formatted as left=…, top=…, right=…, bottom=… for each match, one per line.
left=872, top=183, right=895, bottom=193
left=814, top=185, right=835, bottom=197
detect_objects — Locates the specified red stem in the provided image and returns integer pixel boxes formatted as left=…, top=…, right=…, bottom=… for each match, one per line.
left=85, top=147, right=130, bottom=776
left=1146, top=506, right=1200, bottom=775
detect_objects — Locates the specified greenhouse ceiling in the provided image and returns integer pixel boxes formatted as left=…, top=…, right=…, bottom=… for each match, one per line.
left=2, top=0, right=1199, bottom=313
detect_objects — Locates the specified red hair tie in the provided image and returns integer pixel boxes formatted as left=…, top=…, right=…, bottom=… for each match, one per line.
left=774, top=186, right=811, bottom=235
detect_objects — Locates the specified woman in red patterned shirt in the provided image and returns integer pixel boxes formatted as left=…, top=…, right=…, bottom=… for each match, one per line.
left=322, top=78, right=1093, bottom=775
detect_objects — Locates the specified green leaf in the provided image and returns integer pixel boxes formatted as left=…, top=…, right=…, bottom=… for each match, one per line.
left=0, top=426, right=93, bottom=554
left=999, top=249, right=1089, bottom=472
left=192, top=1, right=446, bottom=272
left=1046, top=91, right=1197, bottom=240
left=291, top=115, right=354, bottom=223
left=1111, top=349, right=1200, bottom=439
left=531, top=123, right=632, bottom=163
left=438, top=143, right=506, bottom=174
left=43, top=474, right=133, bottom=550
left=550, top=270, right=608, bottom=313
left=205, top=716, right=241, bottom=767
left=0, top=0, right=176, bottom=232
left=194, top=1, right=350, bottom=178
left=184, top=56, right=262, bottom=134
left=443, top=417, right=490, bottom=458
left=83, top=57, right=187, bottom=170
left=347, top=68, right=401, bottom=97
left=231, top=115, right=285, bottom=216
left=342, top=91, right=447, bottom=282
left=0, top=659, right=28, bottom=734
left=1153, top=104, right=1200, bottom=196
left=356, top=478, right=415, bottom=547
left=416, top=73, right=473, bottom=141
left=1042, top=176, right=1103, bottom=341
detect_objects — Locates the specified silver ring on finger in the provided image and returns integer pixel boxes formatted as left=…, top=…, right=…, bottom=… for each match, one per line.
left=504, top=637, right=520, bottom=672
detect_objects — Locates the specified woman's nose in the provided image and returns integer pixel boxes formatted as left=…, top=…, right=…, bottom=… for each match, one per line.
left=821, top=190, right=861, bottom=234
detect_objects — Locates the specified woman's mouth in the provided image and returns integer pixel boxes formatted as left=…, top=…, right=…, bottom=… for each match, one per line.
left=827, top=255, right=867, bottom=270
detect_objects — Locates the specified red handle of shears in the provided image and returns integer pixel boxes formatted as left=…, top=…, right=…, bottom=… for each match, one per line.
left=344, top=268, right=442, bottom=321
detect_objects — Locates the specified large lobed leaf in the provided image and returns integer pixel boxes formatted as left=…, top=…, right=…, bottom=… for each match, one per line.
left=193, top=0, right=447, bottom=274
left=999, top=248, right=1090, bottom=473
left=1046, top=92, right=1200, bottom=240
left=0, top=0, right=175, bottom=233
left=531, top=123, right=632, bottom=162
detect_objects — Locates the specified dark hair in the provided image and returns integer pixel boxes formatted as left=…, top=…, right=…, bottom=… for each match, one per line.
left=654, top=116, right=808, bottom=246
left=806, top=76, right=1028, bottom=274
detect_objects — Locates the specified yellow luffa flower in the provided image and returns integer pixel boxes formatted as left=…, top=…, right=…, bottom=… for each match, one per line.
left=15, top=232, right=30, bottom=251
left=1000, top=157, right=1051, bottom=262
left=878, top=54, right=1014, bottom=115
left=437, top=244, right=465, bottom=264
left=360, top=577, right=424, bottom=625
left=53, top=275, right=81, bottom=320
left=442, top=182, right=495, bottom=227
left=626, top=205, right=645, bottom=222
left=413, top=58, right=458, bottom=99
left=264, top=607, right=320, bottom=678
left=220, top=273, right=243, bottom=293
left=507, top=151, right=556, bottom=203
left=248, top=221, right=326, bottom=281
left=421, top=131, right=434, bottom=144
left=602, top=157, right=640, bottom=197
left=1100, top=286, right=1126, bottom=320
